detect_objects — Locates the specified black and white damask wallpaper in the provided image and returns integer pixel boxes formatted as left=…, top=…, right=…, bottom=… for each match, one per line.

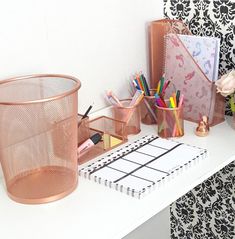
left=164, top=1, right=235, bottom=238
left=170, top=161, right=235, bottom=239
left=164, top=0, right=235, bottom=115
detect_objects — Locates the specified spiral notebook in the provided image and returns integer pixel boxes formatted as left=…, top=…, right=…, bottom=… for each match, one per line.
left=79, top=135, right=207, bottom=199
left=178, top=34, right=220, bottom=82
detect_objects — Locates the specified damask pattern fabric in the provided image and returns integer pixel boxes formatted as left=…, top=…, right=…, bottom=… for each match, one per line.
left=170, top=161, right=235, bottom=239
left=164, top=0, right=235, bottom=115
left=164, top=1, right=235, bottom=238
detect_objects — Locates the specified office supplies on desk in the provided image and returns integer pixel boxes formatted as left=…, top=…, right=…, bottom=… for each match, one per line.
left=129, top=90, right=144, bottom=106
left=149, top=19, right=191, bottom=88
left=162, top=80, right=170, bottom=95
left=106, top=90, right=123, bottom=106
left=155, top=92, right=167, bottom=108
left=113, top=99, right=141, bottom=136
left=141, top=74, right=151, bottom=96
left=195, top=116, right=210, bottom=137
left=82, top=104, right=93, bottom=119
left=78, top=116, right=127, bottom=165
left=140, top=94, right=157, bottom=124
left=149, top=19, right=225, bottom=126
left=155, top=90, right=184, bottom=137
left=132, top=72, right=151, bottom=96
left=156, top=100, right=184, bottom=138
left=132, top=72, right=157, bottom=124
left=0, top=74, right=81, bottom=204
left=178, top=34, right=220, bottom=82
left=77, top=133, right=102, bottom=158
left=163, top=27, right=225, bottom=125
left=79, top=135, right=207, bottom=199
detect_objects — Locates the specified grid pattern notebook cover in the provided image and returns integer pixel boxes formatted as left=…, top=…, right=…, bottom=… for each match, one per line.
left=79, top=135, right=207, bottom=199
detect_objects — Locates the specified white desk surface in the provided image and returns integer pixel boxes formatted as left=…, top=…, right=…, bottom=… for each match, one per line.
left=0, top=117, right=234, bottom=239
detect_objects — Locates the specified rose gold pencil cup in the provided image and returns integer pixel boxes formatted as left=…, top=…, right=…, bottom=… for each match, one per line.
left=140, top=90, right=157, bottom=125
left=156, top=102, right=184, bottom=138
left=112, top=99, right=141, bottom=137
left=0, top=74, right=81, bottom=204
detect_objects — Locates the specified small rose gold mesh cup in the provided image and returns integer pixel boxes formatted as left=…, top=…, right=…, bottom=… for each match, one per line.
left=156, top=102, right=184, bottom=138
left=0, top=74, right=81, bottom=204
left=112, top=99, right=141, bottom=136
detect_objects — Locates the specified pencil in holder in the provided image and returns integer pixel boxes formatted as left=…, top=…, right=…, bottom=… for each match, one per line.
left=140, top=89, right=157, bottom=125
left=112, top=99, right=141, bottom=136
left=156, top=102, right=184, bottom=138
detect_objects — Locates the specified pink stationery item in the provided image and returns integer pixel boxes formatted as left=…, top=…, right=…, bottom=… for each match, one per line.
left=162, top=21, right=225, bottom=126
left=77, top=133, right=102, bottom=158
left=149, top=19, right=224, bottom=126
left=178, top=34, right=220, bottom=82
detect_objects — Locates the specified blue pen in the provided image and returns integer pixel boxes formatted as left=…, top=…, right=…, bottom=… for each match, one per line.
left=133, top=79, right=141, bottom=90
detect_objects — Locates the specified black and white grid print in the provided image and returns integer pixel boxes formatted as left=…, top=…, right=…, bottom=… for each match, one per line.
left=79, top=135, right=207, bottom=199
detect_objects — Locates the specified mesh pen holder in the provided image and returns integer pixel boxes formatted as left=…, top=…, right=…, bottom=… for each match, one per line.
left=0, top=74, right=81, bottom=204
left=140, top=90, right=157, bottom=125
left=112, top=99, right=141, bottom=136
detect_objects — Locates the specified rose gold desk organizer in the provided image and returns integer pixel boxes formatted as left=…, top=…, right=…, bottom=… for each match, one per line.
left=149, top=19, right=191, bottom=88
left=112, top=99, right=141, bottom=135
left=140, top=90, right=157, bottom=125
left=0, top=74, right=81, bottom=204
left=156, top=103, right=184, bottom=138
left=149, top=19, right=225, bottom=126
left=78, top=116, right=127, bottom=165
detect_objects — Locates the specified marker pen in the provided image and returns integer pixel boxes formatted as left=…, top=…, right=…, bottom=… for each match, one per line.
left=77, top=133, right=102, bottom=157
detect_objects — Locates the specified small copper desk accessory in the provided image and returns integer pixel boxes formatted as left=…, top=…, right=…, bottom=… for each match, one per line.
left=195, top=116, right=210, bottom=137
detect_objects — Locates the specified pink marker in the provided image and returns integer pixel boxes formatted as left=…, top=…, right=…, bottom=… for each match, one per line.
left=178, top=94, right=184, bottom=108
left=77, top=133, right=102, bottom=158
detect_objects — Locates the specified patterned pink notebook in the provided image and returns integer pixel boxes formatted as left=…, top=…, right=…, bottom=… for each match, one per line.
left=178, top=34, right=220, bottom=82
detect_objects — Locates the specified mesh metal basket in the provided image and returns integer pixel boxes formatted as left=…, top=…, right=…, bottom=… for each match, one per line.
left=0, top=74, right=81, bottom=204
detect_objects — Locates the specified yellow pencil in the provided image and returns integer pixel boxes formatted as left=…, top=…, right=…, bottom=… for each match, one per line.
left=169, top=97, right=182, bottom=135
left=169, top=97, right=175, bottom=108
left=173, top=93, right=177, bottom=107
left=157, top=81, right=161, bottom=94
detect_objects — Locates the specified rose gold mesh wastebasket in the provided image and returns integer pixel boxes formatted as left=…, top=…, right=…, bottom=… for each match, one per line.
left=0, top=74, right=81, bottom=204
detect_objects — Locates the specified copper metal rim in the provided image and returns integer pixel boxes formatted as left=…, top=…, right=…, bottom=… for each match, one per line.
left=115, top=99, right=137, bottom=109
left=0, top=74, right=81, bottom=105
left=6, top=166, right=78, bottom=204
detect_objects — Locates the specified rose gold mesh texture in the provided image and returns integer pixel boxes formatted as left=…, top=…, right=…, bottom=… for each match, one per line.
left=0, top=75, right=80, bottom=204
left=149, top=19, right=191, bottom=88
left=112, top=100, right=141, bottom=136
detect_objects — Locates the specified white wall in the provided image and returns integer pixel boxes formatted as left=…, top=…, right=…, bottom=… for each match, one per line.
left=0, top=0, right=163, bottom=113
left=0, top=3, right=168, bottom=238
